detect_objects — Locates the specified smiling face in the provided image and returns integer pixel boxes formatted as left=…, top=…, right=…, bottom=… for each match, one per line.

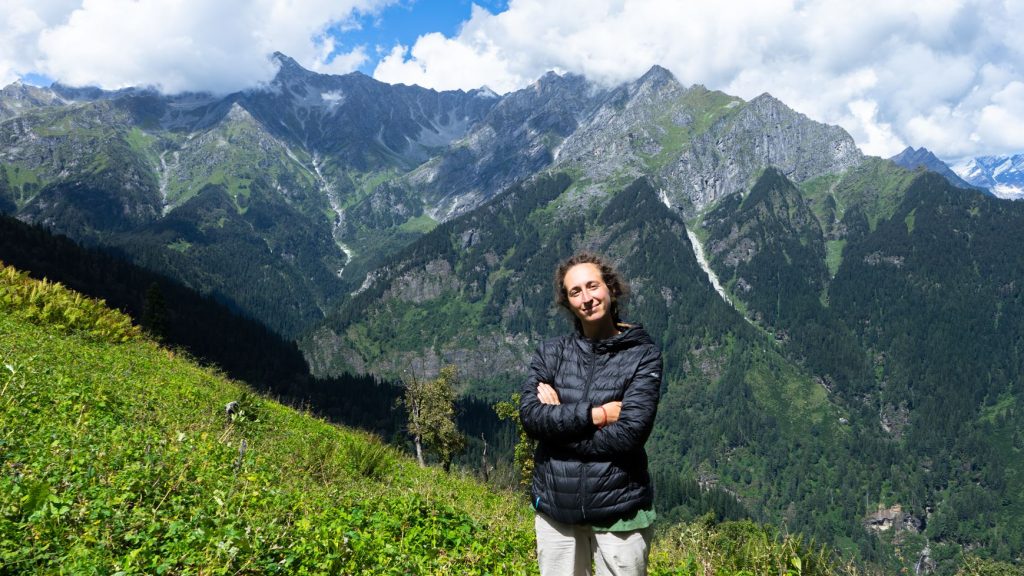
left=562, top=262, right=617, bottom=338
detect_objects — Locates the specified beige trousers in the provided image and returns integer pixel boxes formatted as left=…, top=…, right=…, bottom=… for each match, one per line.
left=534, top=513, right=653, bottom=576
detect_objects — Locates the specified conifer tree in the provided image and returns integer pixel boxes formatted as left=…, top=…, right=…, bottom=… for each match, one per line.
left=142, top=282, right=168, bottom=340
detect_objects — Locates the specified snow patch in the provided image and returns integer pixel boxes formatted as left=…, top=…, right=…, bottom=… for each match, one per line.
left=321, top=90, right=345, bottom=103
left=992, top=184, right=1024, bottom=200
left=994, top=158, right=1014, bottom=178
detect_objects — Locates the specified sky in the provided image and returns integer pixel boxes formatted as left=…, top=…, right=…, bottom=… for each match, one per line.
left=1, top=0, right=1022, bottom=162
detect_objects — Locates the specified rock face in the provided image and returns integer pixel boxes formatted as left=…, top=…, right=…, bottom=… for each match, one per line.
left=242, top=53, right=497, bottom=172
left=412, top=65, right=865, bottom=220
left=555, top=65, right=693, bottom=185
left=670, top=93, right=862, bottom=211
left=408, top=71, right=606, bottom=218
left=862, top=504, right=923, bottom=534
left=0, top=82, right=66, bottom=120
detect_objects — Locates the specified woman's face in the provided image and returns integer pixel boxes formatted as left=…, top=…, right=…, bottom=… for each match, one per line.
left=563, top=263, right=614, bottom=329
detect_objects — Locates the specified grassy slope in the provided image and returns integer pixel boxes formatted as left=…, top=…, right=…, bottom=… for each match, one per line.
left=0, top=261, right=863, bottom=575
left=0, top=264, right=534, bottom=574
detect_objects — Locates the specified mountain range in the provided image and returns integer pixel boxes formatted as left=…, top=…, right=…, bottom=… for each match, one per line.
left=2, top=54, right=1023, bottom=573
left=952, top=154, right=1024, bottom=200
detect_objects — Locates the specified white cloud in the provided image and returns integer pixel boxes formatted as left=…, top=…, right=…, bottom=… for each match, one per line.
left=0, top=0, right=79, bottom=86
left=375, top=33, right=526, bottom=93
left=845, top=99, right=907, bottom=159
left=975, top=81, right=1024, bottom=150
left=371, top=0, right=1024, bottom=159
left=7, top=0, right=395, bottom=94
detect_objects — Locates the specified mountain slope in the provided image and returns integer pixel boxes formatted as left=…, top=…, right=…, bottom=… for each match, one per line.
left=0, top=213, right=308, bottom=389
left=0, top=263, right=536, bottom=574
left=0, top=58, right=498, bottom=336
left=829, top=174, right=1024, bottom=561
left=314, top=160, right=1024, bottom=571
left=405, top=70, right=606, bottom=219
left=696, top=167, right=1024, bottom=571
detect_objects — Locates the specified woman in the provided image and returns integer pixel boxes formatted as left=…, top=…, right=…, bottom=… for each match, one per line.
left=519, top=252, right=663, bottom=576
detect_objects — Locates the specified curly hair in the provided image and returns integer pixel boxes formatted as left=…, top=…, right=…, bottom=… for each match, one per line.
left=554, top=252, right=630, bottom=333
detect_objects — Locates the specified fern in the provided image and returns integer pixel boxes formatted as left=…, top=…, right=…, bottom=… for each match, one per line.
left=0, top=262, right=140, bottom=343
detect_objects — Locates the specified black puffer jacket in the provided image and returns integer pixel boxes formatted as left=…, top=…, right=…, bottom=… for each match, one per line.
left=519, top=324, right=662, bottom=525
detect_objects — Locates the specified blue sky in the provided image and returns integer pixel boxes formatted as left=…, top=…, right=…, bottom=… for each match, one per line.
left=1, top=1, right=1022, bottom=161
left=334, top=0, right=508, bottom=75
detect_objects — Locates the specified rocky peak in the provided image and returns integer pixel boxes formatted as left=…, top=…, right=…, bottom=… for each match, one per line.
left=622, top=65, right=686, bottom=109
left=225, top=101, right=257, bottom=124
left=634, top=64, right=678, bottom=91
left=49, top=83, right=111, bottom=102
left=0, top=82, right=64, bottom=120
left=269, top=52, right=315, bottom=82
left=484, top=70, right=599, bottom=136
left=527, top=70, right=591, bottom=98
left=470, top=86, right=500, bottom=99
left=889, top=146, right=981, bottom=192
left=746, top=92, right=800, bottom=121
left=668, top=89, right=864, bottom=211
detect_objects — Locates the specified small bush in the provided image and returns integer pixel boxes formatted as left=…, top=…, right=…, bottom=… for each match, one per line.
left=650, top=516, right=838, bottom=576
left=339, top=435, right=395, bottom=480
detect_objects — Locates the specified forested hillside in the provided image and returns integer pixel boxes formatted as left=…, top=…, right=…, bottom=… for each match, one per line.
left=701, top=169, right=1024, bottom=571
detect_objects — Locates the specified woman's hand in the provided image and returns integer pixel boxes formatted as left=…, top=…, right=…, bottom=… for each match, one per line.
left=591, top=401, right=622, bottom=427
left=537, top=382, right=560, bottom=405
left=537, top=383, right=622, bottom=427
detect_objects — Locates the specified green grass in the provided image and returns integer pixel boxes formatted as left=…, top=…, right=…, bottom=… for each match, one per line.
left=167, top=239, right=192, bottom=253
left=643, top=88, right=744, bottom=172
left=825, top=239, right=846, bottom=279
left=0, top=164, right=43, bottom=208
left=398, top=213, right=438, bottom=234
left=0, top=261, right=862, bottom=575
left=743, top=345, right=834, bottom=432
left=904, top=208, right=916, bottom=234
left=835, top=159, right=917, bottom=231
left=340, top=169, right=403, bottom=210
left=979, top=393, right=1017, bottom=425
left=126, top=127, right=158, bottom=159
left=0, top=262, right=536, bottom=574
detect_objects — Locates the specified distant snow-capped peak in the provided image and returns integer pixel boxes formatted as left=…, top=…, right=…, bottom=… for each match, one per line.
left=951, top=154, right=1024, bottom=200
